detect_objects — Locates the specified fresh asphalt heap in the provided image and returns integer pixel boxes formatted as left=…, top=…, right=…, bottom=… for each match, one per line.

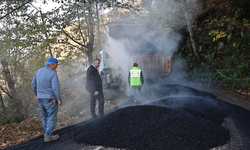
left=4, top=84, right=250, bottom=150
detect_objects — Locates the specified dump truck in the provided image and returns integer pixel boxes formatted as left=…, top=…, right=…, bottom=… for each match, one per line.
left=99, top=22, right=172, bottom=92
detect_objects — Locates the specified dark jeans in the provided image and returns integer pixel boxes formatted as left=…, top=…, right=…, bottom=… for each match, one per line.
left=90, top=91, right=104, bottom=115
left=132, top=85, right=142, bottom=100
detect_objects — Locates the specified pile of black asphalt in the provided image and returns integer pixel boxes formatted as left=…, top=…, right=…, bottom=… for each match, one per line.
left=4, top=84, right=250, bottom=150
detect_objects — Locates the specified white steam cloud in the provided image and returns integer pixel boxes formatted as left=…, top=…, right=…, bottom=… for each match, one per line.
left=103, top=0, right=204, bottom=106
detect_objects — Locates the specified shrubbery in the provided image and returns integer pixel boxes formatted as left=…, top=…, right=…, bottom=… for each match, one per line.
left=179, top=0, right=250, bottom=90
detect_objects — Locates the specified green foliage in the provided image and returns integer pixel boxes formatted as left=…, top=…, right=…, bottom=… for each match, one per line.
left=179, top=0, right=250, bottom=89
left=228, top=0, right=250, bottom=20
left=0, top=96, right=27, bottom=126
left=0, top=0, right=51, bottom=125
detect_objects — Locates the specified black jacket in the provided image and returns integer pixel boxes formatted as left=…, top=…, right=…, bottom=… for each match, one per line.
left=86, top=65, right=102, bottom=93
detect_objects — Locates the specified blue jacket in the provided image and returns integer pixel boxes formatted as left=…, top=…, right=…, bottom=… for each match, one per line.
left=31, top=67, right=61, bottom=100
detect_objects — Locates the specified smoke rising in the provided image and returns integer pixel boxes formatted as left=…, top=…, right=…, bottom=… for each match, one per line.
left=103, top=0, right=211, bottom=106
left=143, top=28, right=182, bottom=53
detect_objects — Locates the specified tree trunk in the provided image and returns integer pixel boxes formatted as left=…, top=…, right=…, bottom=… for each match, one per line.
left=183, top=0, right=201, bottom=61
left=87, top=1, right=95, bottom=65
left=0, top=91, right=6, bottom=117
left=1, top=59, right=16, bottom=95
left=1, top=59, right=28, bottom=118
left=87, top=49, right=93, bottom=65
left=96, top=1, right=101, bottom=45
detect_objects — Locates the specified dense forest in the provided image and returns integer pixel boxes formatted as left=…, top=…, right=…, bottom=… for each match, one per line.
left=0, top=0, right=249, bottom=127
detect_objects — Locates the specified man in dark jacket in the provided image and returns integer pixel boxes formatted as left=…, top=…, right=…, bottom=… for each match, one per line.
left=86, top=58, right=104, bottom=118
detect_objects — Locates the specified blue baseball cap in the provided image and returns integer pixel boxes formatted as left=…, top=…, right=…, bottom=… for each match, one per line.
left=44, top=58, right=58, bottom=65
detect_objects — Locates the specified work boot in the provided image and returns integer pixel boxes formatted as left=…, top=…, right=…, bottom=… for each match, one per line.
left=98, top=113, right=104, bottom=117
left=91, top=114, right=97, bottom=119
left=44, top=135, right=59, bottom=142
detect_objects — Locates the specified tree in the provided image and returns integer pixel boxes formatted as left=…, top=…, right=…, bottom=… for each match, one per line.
left=45, top=0, right=134, bottom=65
left=0, top=0, right=135, bottom=124
left=0, top=0, right=49, bottom=122
left=0, top=0, right=32, bottom=21
left=0, top=1, right=31, bottom=119
left=0, top=91, right=5, bottom=120
left=183, top=0, right=200, bottom=61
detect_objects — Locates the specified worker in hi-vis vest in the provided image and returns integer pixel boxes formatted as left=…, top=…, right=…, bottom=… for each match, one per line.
left=128, top=63, right=144, bottom=101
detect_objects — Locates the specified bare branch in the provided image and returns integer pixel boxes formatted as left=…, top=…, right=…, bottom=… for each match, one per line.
left=0, top=85, right=13, bottom=99
left=29, top=3, right=88, bottom=51
left=76, top=3, right=86, bottom=45
left=115, top=5, right=146, bottom=19
left=0, top=0, right=33, bottom=20
left=57, top=41, right=86, bottom=52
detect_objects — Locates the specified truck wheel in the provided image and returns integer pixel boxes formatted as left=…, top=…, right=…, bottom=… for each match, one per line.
left=118, top=75, right=126, bottom=92
left=102, top=75, right=111, bottom=88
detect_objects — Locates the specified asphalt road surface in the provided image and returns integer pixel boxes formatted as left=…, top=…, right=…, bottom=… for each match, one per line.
left=4, top=84, right=250, bottom=150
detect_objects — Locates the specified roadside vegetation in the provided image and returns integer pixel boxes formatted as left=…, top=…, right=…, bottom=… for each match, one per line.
left=179, top=0, right=250, bottom=94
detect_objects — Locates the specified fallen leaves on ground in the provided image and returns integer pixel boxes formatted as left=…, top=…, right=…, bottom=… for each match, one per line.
left=0, top=97, right=118, bottom=149
left=0, top=118, right=44, bottom=149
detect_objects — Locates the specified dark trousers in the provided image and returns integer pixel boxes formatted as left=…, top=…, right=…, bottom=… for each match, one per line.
left=90, top=91, right=104, bottom=115
left=132, top=85, right=142, bottom=99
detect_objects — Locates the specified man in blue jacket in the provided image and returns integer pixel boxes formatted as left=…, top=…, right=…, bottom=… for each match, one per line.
left=86, top=58, right=104, bottom=119
left=32, top=58, right=62, bottom=142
